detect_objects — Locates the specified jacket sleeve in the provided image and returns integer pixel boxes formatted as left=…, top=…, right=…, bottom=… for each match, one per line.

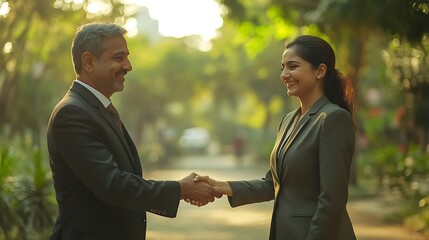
left=307, top=109, right=355, bottom=239
left=226, top=115, right=287, bottom=208
left=50, top=104, right=180, bottom=217
left=227, top=170, right=275, bottom=207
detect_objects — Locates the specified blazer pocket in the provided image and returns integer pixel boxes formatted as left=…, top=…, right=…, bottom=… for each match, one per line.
left=290, top=213, right=313, bottom=221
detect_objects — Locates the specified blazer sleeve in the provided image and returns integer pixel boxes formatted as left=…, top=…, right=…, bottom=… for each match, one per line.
left=226, top=114, right=287, bottom=208
left=50, top=104, right=180, bottom=217
left=307, top=109, right=355, bottom=239
left=227, top=170, right=275, bottom=207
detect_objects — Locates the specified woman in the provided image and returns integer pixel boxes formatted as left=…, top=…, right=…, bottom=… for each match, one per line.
left=195, top=35, right=357, bottom=240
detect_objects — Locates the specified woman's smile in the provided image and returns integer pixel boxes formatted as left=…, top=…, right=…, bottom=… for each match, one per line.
left=285, top=80, right=298, bottom=88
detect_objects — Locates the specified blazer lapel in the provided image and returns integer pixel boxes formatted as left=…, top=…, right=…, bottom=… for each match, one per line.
left=99, top=106, right=141, bottom=174
left=70, top=82, right=140, bottom=174
left=277, top=113, right=310, bottom=178
left=270, top=112, right=296, bottom=196
left=277, top=96, right=330, bottom=179
left=122, top=128, right=143, bottom=175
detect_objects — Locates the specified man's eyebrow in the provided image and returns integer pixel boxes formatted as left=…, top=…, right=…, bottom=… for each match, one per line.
left=112, top=51, right=129, bottom=56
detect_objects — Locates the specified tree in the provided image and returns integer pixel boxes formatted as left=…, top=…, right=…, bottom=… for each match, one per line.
left=120, top=35, right=213, bottom=148
left=383, top=35, right=429, bottom=150
left=0, top=0, right=128, bottom=142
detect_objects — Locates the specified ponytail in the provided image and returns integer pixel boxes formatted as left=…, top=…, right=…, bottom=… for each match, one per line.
left=324, top=69, right=356, bottom=114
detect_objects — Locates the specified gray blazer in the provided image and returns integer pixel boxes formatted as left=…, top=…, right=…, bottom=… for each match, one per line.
left=228, top=96, right=356, bottom=240
left=47, top=82, right=181, bottom=240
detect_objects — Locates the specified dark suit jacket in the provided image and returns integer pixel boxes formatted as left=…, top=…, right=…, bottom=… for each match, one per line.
left=47, top=82, right=181, bottom=240
left=228, top=96, right=357, bottom=240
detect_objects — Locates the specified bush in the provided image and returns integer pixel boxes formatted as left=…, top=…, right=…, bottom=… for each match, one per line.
left=0, top=141, right=56, bottom=239
left=360, top=144, right=429, bottom=198
left=359, top=142, right=429, bottom=237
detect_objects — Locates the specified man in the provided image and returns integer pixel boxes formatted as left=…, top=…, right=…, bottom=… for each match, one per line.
left=47, top=22, right=219, bottom=240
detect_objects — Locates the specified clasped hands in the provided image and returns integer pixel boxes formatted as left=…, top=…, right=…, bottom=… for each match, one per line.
left=178, top=172, right=232, bottom=207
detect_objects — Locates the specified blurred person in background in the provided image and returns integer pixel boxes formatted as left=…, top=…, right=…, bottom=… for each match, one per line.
left=194, top=35, right=357, bottom=240
left=47, top=22, right=220, bottom=240
left=232, top=131, right=245, bottom=166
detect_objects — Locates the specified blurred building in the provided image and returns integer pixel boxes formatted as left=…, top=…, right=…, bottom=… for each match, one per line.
left=134, top=6, right=161, bottom=43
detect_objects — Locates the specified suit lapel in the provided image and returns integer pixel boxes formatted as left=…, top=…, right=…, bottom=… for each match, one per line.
left=277, top=96, right=330, bottom=180
left=70, top=82, right=140, bottom=174
left=122, top=128, right=143, bottom=175
left=270, top=125, right=285, bottom=189
left=279, top=114, right=309, bottom=159
left=98, top=108, right=139, bottom=172
left=270, top=112, right=296, bottom=196
left=277, top=113, right=310, bottom=179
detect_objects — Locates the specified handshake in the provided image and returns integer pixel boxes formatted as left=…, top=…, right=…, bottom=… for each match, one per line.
left=178, top=173, right=232, bottom=207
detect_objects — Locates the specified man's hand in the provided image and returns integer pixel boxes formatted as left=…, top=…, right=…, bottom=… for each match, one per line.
left=178, top=173, right=222, bottom=207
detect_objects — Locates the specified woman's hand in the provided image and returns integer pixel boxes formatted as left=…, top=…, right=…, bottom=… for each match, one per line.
left=194, top=175, right=233, bottom=197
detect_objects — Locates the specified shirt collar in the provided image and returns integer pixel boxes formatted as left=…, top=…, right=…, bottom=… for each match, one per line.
left=74, top=80, right=111, bottom=108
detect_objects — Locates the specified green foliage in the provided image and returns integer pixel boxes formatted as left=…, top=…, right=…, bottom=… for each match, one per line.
left=14, top=147, right=56, bottom=236
left=218, top=1, right=325, bottom=58
left=360, top=144, right=429, bottom=198
left=1, top=114, right=55, bottom=237
left=221, top=0, right=429, bottom=42
left=358, top=143, right=429, bottom=236
left=383, top=35, right=429, bottom=132
left=0, top=0, right=129, bottom=137
left=0, top=137, right=56, bottom=239
left=405, top=195, right=429, bottom=238
left=0, top=147, right=25, bottom=240
left=0, top=147, right=14, bottom=187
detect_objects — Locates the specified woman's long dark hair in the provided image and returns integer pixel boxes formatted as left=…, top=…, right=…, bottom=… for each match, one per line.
left=286, top=35, right=356, bottom=114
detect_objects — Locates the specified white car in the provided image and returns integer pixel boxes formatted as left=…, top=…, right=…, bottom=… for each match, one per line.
left=179, top=127, right=210, bottom=153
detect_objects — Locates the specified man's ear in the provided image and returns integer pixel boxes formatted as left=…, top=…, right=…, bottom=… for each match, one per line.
left=81, top=52, right=95, bottom=73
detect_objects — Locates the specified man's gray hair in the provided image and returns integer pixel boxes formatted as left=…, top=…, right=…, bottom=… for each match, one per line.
left=71, top=22, right=127, bottom=74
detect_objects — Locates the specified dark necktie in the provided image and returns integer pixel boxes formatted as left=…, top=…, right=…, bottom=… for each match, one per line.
left=106, top=103, right=123, bottom=133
